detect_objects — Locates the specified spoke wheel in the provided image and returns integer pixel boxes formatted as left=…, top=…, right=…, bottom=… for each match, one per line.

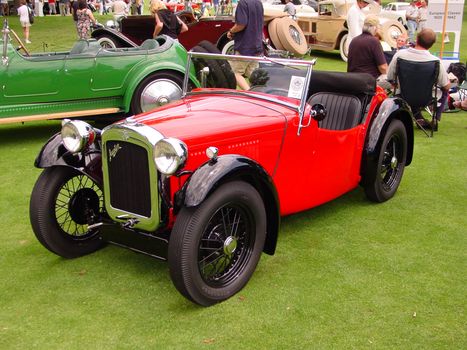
left=364, top=119, right=408, bottom=202
left=55, top=174, right=103, bottom=239
left=198, top=204, right=254, bottom=287
left=168, top=181, right=266, bottom=306
left=30, top=167, right=105, bottom=258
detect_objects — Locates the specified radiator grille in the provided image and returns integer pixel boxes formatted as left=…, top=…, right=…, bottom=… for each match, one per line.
left=106, top=141, right=151, bottom=217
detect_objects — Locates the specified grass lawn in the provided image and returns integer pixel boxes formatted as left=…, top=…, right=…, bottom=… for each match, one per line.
left=0, top=6, right=466, bottom=350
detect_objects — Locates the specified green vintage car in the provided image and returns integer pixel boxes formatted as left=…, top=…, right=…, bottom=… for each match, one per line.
left=0, top=21, right=198, bottom=125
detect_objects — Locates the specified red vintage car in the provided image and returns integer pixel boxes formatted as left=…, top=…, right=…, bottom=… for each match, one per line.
left=30, top=53, right=414, bottom=306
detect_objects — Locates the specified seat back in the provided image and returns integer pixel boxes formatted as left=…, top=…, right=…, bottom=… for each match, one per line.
left=69, top=40, right=89, bottom=55
left=308, top=93, right=362, bottom=130
left=69, top=39, right=101, bottom=56
left=140, top=39, right=160, bottom=51
left=396, top=58, right=439, bottom=109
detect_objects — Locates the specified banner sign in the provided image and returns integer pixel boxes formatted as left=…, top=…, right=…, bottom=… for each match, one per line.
left=427, top=0, right=465, bottom=32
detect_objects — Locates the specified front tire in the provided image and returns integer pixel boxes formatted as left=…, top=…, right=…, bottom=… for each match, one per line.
left=339, top=33, right=349, bottom=62
left=30, top=167, right=105, bottom=258
left=364, top=119, right=408, bottom=202
left=168, top=181, right=267, bottom=306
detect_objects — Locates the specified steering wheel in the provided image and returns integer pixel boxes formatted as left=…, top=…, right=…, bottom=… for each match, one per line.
left=10, top=29, right=30, bottom=56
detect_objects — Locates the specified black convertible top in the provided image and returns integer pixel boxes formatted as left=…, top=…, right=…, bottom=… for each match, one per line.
left=308, top=71, right=376, bottom=98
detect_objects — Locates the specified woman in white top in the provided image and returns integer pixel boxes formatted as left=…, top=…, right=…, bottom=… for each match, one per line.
left=17, top=0, right=32, bottom=44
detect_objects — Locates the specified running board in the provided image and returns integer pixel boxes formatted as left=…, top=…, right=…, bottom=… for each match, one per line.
left=0, top=108, right=122, bottom=125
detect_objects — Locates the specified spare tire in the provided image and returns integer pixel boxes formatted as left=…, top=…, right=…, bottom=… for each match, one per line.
left=268, top=18, right=285, bottom=50
left=197, top=40, right=237, bottom=89
left=275, top=17, right=308, bottom=56
left=380, top=20, right=406, bottom=48
left=191, top=45, right=228, bottom=88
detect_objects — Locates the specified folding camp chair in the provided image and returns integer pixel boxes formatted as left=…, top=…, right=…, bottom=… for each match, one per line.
left=394, top=58, right=440, bottom=137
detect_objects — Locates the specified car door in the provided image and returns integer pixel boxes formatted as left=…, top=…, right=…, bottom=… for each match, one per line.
left=58, top=55, right=96, bottom=101
left=1, top=51, right=64, bottom=105
left=91, top=50, right=146, bottom=92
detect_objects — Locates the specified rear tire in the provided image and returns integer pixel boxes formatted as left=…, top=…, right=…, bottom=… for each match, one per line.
left=364, top=119, right=408, bottom=202
left=339, top=33, right=349, bottom=62
left=197, top=40, right=236, bottom=89
left=191, top=45, right=230, bottom=88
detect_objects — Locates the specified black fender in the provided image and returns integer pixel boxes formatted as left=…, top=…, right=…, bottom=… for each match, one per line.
left=91, top=27, right=138, bottom=48
left=34, top=133, right=103, bottom=185
left=175, top=155, right=280, bottom=255
left=360, top=96, right=414, bottom=185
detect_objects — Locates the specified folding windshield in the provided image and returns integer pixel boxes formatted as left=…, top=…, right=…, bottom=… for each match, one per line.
left=183, top=52, right=314, bottom=105
left=182, top=51, right=315, bottom=135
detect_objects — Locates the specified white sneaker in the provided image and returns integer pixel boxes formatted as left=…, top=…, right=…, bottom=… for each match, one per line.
left=25, top=40, right=31, bottom=44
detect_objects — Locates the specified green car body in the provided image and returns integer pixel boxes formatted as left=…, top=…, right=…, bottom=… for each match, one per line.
left=0, top=25, right=198, bottom=124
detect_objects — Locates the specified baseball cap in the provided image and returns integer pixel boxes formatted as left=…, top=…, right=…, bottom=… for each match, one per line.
left=362, top=0, right=375, bottom=4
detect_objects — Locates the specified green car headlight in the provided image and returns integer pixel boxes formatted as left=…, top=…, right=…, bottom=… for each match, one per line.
left=61, top=119, right=95, bottom=153
left=154, top=138, right=187, bottom=175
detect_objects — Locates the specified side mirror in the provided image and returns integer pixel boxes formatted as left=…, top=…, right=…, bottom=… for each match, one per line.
left=310, top=103, right=326, bottom=121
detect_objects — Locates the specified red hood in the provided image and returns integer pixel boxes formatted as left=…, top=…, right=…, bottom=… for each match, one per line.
left=134, top=93, right=296, bottom=173
left=135, top=93, right=294, bottom=146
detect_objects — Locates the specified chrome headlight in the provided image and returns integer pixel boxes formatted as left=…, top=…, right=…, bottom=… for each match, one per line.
left=61, top=119, right=96, bottom=153
left=154, top=138, right=187, bottom=175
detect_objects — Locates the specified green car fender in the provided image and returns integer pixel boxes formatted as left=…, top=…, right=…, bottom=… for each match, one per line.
left=122, top=46, right=200, bottom=113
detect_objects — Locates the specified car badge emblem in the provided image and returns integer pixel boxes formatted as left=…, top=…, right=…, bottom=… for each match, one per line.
left=108, top=143, right=122, bottom=162
left=122, top=130, right=130, bottom=141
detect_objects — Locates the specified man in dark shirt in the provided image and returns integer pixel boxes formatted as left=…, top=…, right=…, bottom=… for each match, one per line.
left=227, top=0, right=264, bottom=89
left=347, top=15, right=388, bottom=82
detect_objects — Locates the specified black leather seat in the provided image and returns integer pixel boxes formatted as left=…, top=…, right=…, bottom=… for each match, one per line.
left=307, top=92, right=362, bottom=130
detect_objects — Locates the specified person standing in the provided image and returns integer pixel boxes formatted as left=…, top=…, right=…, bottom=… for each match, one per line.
left=283, top=0, right=296, bottom=18
left=112, top=0, right=129, bottom=21
left=346, top=0, right=373, bottom=49
left=227, top=0, right=264, bottom=90
left=76, top=0, right=96, bottom=39
left=150, top=0, right=188, bottom=40
left=17, top=0, right=32, bottom=43
left=406, top=0, right=419, bottom=43
left=49, top=0, right=57, bottom=14
left=417, top=0, right=427, bottom=31
left=0, top=0, right=8, bottom=16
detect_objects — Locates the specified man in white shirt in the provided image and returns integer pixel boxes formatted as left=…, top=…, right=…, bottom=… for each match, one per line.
left=346, top=0, right=374, bottom=51
left=387, top=28, right=450, bottom=129
left=112, top=0, right=130, bottom=21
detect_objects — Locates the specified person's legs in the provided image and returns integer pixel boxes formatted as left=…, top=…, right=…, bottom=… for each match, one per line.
left=407, top=20, right=417, bottom=43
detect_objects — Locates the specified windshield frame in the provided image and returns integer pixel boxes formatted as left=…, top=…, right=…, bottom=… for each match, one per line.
left=182, top=52, right=316, bottom=135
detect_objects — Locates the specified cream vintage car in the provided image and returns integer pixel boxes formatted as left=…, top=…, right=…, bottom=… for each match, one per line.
left=291, top=0, right=407, bottom=61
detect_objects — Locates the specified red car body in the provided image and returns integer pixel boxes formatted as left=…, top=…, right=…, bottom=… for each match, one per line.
left=30, top=55, right=415, bottom=306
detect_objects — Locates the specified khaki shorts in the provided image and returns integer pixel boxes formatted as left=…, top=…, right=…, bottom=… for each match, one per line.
left=229, top=51, right=259, bottom=78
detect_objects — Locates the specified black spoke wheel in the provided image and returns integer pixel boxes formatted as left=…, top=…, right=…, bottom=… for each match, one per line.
left=168, top=181, right=266, bottom=306
left=30, top=167, right=105, bottom=258
left=365, top=119, right=408, bottom=202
